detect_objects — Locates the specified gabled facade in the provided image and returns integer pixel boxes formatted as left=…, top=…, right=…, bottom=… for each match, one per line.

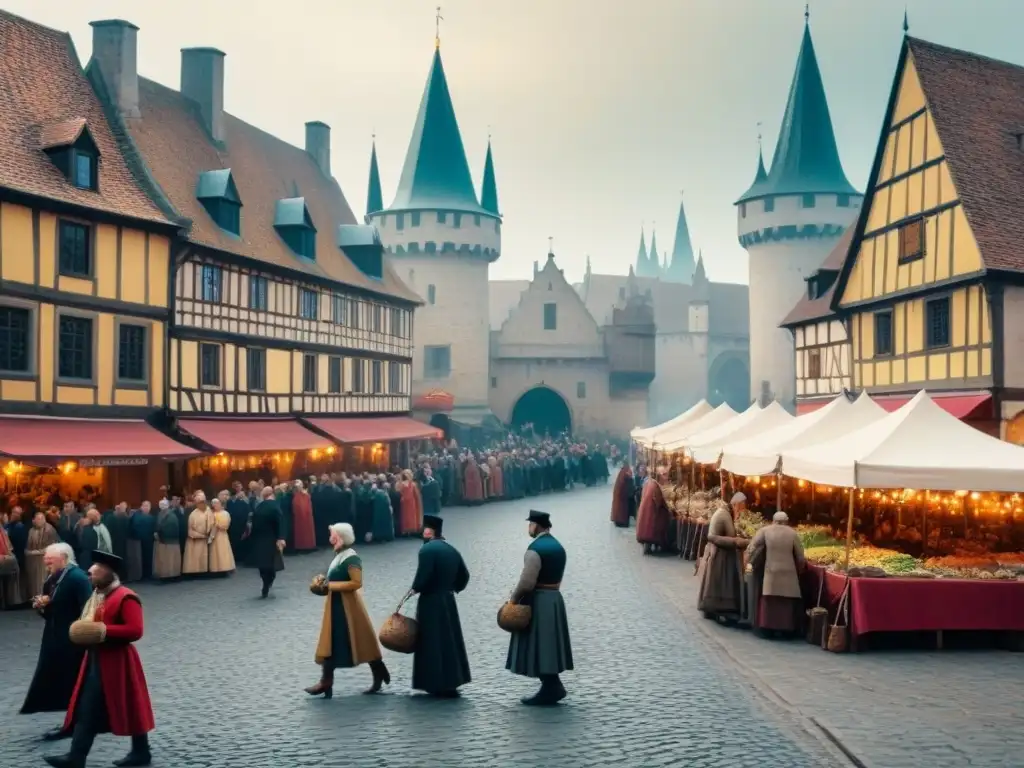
left=812, top=35, right=1024, bottom=436
left=489, top=253, right=650, bottom=435
left=736, top=14, right=862, bottom=410
left=0, top=13, right=178, bottom=420
left=87, top=20, right=419, bottom=425
left=367, top=44, right=500, bottom=424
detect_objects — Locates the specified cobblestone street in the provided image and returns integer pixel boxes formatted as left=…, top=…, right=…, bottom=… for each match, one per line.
left=0, top=484, right=846, bottom=768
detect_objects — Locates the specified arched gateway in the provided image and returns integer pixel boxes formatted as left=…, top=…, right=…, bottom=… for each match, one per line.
left=510, top=386, right=572, bottom=436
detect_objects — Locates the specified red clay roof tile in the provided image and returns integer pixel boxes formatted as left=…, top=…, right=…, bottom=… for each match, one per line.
left=37, top=118, right=88, bottom=150
left=0, top=11, right=170, bottom=226
left=118, top=74, right=419, bottom=303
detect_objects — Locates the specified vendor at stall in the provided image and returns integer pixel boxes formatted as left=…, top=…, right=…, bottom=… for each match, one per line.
left=746, top=511, right=805, bottom=638
left=697, top=492, right=748, bottom=623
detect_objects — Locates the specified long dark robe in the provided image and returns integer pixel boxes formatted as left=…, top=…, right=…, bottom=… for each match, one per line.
left=102, top=512, right=130, bottom=562
left=128, top=512, right=155, bottom=581
left=420, top=477, right=442, bottom=518
left=697, top=509, right=744, bottom=618
left=354, top=486, right=374, bottom=542
left=411, top=538, right=471, bottom=694
left=77, top=526, right=98, bottom=571
left=388, top=488, right=402, bottom=536
left=173, top=506, right=188, bottom=556
left=337, top=487, right=356, bottom=528
left=20, top=565, right=92, bottom=713
left=7, top=520, right=27, bottom=576
left=278, top=491, right=295, bottom=552
left=370, top=490, right=395, bottom=543
left=247, top=499, right=284, bottom=573
left=56, top=513, right=80, bottom=552
left=227, top=496, right=251, bottom=562
left=311, top=486, right=335, bottom=548
left=610, top=467, right=635, bottom=527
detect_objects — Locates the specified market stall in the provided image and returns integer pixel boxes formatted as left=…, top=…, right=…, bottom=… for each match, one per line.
left=651, top=402, right=739, bottom=452
left=631, top=399, right=713, bottom=448
left=686, top=401, right=793, bottom=465
left=779, top=391, right=1024, bottom=650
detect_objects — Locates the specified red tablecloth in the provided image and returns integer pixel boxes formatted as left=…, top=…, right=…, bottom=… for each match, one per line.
left=806, top=564, right=1024, bottom=637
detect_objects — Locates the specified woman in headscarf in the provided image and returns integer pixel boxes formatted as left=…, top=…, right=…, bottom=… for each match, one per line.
left=183, top=491, right=213, bottom=575
left=746, top=511, right=806, bottom=637
left=397, top=470, right=423, bottom=537
left=306, top=522, right=390, bottom=697
left=208, top=497, right=236, bottom=575
left=610, top=464, right=636, bottom=528
left=697, top=493, right=750, bottom=623
left=153, top=499, right=182, bottom=581
left=635, top=466, right=672, bottom=553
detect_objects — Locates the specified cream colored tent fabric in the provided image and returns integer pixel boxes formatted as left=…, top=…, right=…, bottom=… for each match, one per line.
left=720, top=393, right=885, bottom=476
left=781, top=390, right=1024, bottom=492
left=686, top=401, right=794, bottom=464
left=631, top=400, right=713, bottom=447
left=649, top=402, right=738, bottom=450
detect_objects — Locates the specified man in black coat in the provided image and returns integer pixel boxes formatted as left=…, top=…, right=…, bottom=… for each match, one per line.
left=246, top=487, right=285, bottom=598
left=420, top=468, right=442, bottom=518
left=21, top=542, right=92, bottom=732
left=226, top=484, right=252, bottom=564
left=409, top=515, right=471, bottom=697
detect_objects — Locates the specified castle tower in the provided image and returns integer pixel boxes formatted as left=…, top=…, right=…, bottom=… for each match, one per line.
left=665, top=195, right=696, bottom=284
left=735, top=12, right=862, bottom=410
left=367, top=41, right=500, bottom=417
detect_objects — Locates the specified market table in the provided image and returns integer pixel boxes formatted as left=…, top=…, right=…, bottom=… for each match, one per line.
left=674, top=518, right=707, bottom=561
left=805, top=564, right=1024, bottom=651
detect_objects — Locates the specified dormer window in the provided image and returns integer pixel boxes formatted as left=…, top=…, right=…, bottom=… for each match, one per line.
left=338, top=225, right=384, bottom=280
left=40, top=119, right=100, bottom=191
left=195, top=169, right=242, bottom=236
left=274, top=197, right=317, bottom=260
left=807, top=277, right=819, bottom=300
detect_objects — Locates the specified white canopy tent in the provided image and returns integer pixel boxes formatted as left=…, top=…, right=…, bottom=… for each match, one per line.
left=781, top=390, right=1024, bottom=493
left=685, top=401, right=794, bottom=464
left=631, top=400, right=713, bottom=447
left=650, top=402, right=738, bottom=450
left=720, top=392, right=886, bottom=477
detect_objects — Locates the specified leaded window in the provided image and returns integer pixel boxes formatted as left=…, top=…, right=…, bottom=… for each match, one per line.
left=58, top=315, right=92, bottom=380
left=117, top=324, right=146, bottom=382
left=0, top=307, right=30, bottom=373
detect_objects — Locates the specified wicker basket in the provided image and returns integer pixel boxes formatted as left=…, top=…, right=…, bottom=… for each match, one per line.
left=379, top=593, right=417, bottom=654
left=69, top=620, right=106, bottom=646
left=310, top=575, right=328, bottom=597
left=497, top=600, right=531, bottom=633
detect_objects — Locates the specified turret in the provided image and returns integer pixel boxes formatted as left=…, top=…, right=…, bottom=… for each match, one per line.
left=480, top=139, right=499, bottom=216
left=734, top=10, right=862, bottom=412
left=365, top=139, right=383, bottom=218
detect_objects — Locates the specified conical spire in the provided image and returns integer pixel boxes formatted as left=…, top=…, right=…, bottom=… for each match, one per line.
left=634, top=228, right=649, bottom=275
left=480, top=139, right=500, bottom=215
left=648, top=229, right=660, bottom=277
left=736, top=15, right=857, bottom=203
left=666, top=195, right=696, bottom=284
left=389, top=47, right=483, bottom=212
left=366, top=139, right=383, bottom=216
left=693, top=250, right=707, bottom=283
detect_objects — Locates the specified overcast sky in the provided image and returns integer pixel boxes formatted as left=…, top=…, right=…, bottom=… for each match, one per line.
left=7, top=0, right=1021, bottom=283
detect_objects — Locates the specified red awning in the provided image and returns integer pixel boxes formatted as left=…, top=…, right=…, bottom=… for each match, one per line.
left=797, top=392, right=993, bottom=420
left=306, top=416, right=442, bottom=444
left=0, top=416, right=199, bottom=460
left=873, top=392, right=993, bottom=420
left=177, top=418, right=332, bottom=453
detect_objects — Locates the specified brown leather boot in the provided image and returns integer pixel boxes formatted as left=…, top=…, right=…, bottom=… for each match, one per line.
left=304, top=671, right=333, bottom=699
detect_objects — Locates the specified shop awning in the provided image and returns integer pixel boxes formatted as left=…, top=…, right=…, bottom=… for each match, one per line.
left=0, top=416, right=199, bottom=461
left=306, top=416, right=442, bottom=444
left=797, top=392, right=992, bottom=420
left=177, top=418, right=331, bottom=453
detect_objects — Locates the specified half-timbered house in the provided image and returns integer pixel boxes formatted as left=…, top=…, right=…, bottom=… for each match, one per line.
left=0, top=12, right=198, bottom=504
left=86, top=20, right=431, bottom=469
left=785, top=34, right=1024, bottom=439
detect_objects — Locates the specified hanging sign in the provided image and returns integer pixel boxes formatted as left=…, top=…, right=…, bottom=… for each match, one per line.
left=80, top=457, right=150, bottom=468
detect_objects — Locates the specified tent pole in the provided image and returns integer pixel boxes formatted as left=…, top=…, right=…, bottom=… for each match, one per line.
left=776, top=473, right=782, bottom=512
left=843, top=487, right=856, bottom=571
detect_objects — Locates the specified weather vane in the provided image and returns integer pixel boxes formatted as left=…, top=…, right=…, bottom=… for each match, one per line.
left=757, top=120, right=763, bottom=149
left=548, top=236, right=554, bottom=254
left=435, top=6, right=443, bottom=48
left=805, top=3, right=809, bottom=22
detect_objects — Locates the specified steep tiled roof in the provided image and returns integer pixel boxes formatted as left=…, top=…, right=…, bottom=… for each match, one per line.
left=0, top=11, right=170, bottom=225
left=907, top=37, right=1024, bottom=274
left=115, top=76, right=419, bottom=303
left=782, top=228, right=852, bottom=326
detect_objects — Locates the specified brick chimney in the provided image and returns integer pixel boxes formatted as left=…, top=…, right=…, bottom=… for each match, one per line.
left=180, top=47, right=226, bottom=143
left=305, top=121, right=331, bottom=176
left=90, top=20, right=140, bottom=118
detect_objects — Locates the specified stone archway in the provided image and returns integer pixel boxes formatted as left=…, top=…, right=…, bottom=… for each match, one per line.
left=510, top=386, right=573, bottom=437
left=708, top=353, right=750, bottom=412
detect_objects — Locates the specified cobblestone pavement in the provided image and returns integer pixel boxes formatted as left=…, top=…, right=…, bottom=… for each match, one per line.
left=2, top=485, right=846, bottom=768
left=638, top=532, right=1024, bottom=768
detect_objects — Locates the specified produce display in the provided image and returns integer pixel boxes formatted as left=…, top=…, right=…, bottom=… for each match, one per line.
left=735, top=508, right=766, bottom=538
left=660, top=485, right=718, bottom=521
left=804, top=541, right=1024, bottom=580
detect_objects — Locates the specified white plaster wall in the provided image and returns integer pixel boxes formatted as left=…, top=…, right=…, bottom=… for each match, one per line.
left=738, top=193, right=860, bottom=408
left=370, top=209, right=500, bottom=410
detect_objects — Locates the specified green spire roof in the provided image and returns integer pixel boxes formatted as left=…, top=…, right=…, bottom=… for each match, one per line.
left=666, top=197, right=696, bottom=283
left=366, top=140, right=383, bottom=216
left=480, top=139, right=500, bottom=215
left=736, top=20, right=857, bottom=204
left=389, top=48, right=485, bottom=214
left=634, top=228, right=650, bottom=276
left=648, top=230, right=660, bottom=275
left=693, top=250, right=707, bottom=283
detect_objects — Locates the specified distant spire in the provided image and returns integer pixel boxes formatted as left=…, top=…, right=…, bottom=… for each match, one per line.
left=480, top=138, right=500, bottom=215
left=649, top=225, right=660, bottom=277
left=585, top=254, right=591, bottom=275
left=666, top=192, right=696, bottom=284
left=366, top=138, right=383, bottom=216
left=634, top=226, right=649, bottom=276
left=693, top=250, right=707, bottom=283
left=903, top=8, right=909, bottom=34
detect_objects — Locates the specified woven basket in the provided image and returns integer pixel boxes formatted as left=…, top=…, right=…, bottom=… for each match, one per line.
left=310, top=575, right=328, bottom=596
left=379, top=594, right=417, bottom=654
left=69, top=620, right=106, bottom=646
left=497, top=601, right=531, bottom=633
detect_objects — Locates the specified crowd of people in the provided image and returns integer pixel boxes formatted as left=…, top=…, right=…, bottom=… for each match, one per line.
left=0, top=434, right=614, bottom=609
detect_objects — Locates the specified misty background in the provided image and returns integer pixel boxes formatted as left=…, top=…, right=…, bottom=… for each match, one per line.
left=6, top=0, right=1020, bottom=283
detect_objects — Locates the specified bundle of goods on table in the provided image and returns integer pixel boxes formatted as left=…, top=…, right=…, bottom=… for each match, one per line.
left=661, top=485, right=724, bottom=559
left=793, top=524, right=1024, bottom=648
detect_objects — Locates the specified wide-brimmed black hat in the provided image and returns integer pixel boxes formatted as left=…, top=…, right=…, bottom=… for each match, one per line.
left=423, top=515, right=444, bottom=535
left=527, top=510, right=551, bottom=528
left=91, top=550, right=123, bottom=571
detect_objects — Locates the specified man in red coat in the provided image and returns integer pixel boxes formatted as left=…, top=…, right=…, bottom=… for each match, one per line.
left=45, top=550, right=154, bottom=768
